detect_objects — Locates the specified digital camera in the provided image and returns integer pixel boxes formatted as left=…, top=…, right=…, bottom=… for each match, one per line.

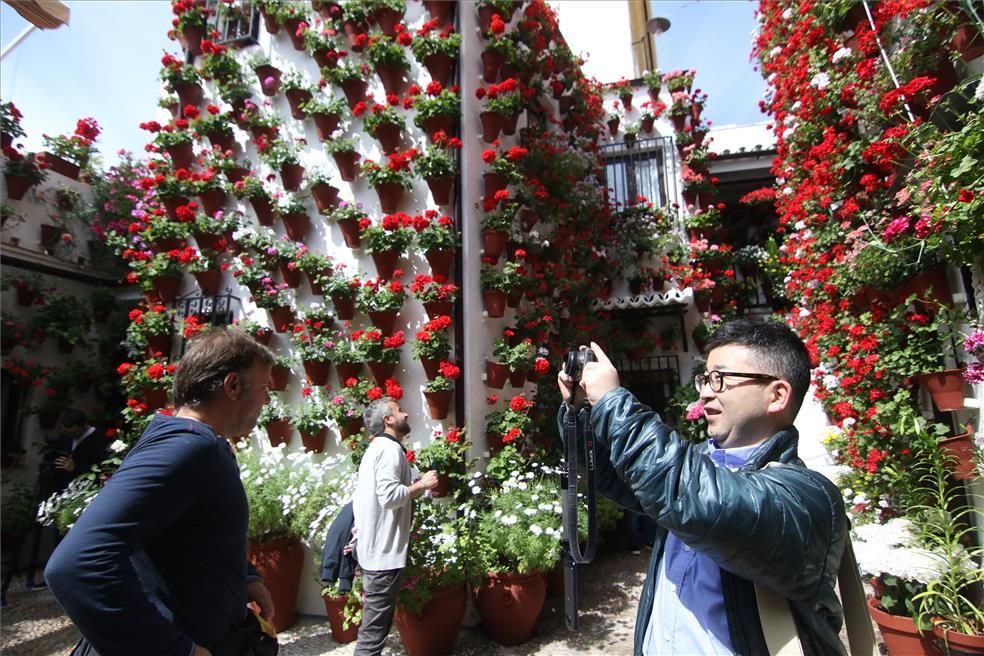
left=562, top=349, right=597, bottom=385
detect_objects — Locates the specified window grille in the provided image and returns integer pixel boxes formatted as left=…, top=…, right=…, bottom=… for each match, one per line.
left=204, top=0, right=260, bottom=48
left=172, top=289, right=243, bottom=355
left=600, top=136, right=679, bottom=208
left=614, top=355, right=680, bottom=413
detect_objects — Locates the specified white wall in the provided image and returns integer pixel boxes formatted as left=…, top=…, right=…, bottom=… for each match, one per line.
left=549, top=1, right=634, bottom=84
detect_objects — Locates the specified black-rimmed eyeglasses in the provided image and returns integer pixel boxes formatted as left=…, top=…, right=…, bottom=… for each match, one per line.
left=694, top=370, right=779, bottom=393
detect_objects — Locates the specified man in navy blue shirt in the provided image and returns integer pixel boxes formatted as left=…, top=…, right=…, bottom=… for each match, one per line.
left=46, top=327, right=276, bottom=656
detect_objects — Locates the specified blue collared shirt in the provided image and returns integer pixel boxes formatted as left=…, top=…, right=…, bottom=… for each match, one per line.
left=642, top=439, right=764, bottom=655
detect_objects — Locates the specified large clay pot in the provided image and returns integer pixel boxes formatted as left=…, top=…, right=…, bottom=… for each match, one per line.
left=485, top=360, right=508, bottom=389
left=314, top=47, right=340, bottom=69
left=303, top=359, right=331, bottom=386
left=323, top=593, right=360, bottom=643
left=395, top=582, right=467, bottom=656
left=265, top=418, right=292, bottom=445
left=918, top=369, right=966, bottom=411
left=867, top=598, right=943, bottom=656
left=376, top=63, right=407, bottom=96
left=371, top=250, right=401, bottom=280
left=4, top=173, right=33, bottom=200
left=374, top=182, right=404, bottom=214
left=939, top=430, right=979, bottom=481
left=423, top=53, right=455, bottom=87
left=425, top=249, right=454, bottom=279
left=336, top=217, right=362, bottom=248
left=333, top=151, right=361, bottom=182
left=481, top=230, right=509, bottom=261
left=368, top=360, right=396, bottom=385
left=474, top=571, right=546, bottom=646
left=423, top=389, right=453, bottom=420
left=480, top=111, right=503, bottom=143
left=373, top=122, right=403, bottom=155
left=206, top=130, right=235, bottom=153
left=340, top=78, right=369, bottom=109
left=426, top=176, right=453, bottom=206
left=285, top=87, right=313, bottom=120
left=278, top=263, right=301, bottom=288
left=281, top=212, right=310, bottom=241
left=339, top=417, right=364, bottom=439
left=483, top=290, right=507, bottom=318
left=932, top=623, right=984, bottom=655
left=279, top=162, right=305, bottom=191
left=311, top=182, right=340, bottom=214
left=331, top=294, right=356, bottom=320
left=300, top=427, right=328, bottom=453
left=368, top=310, right=398, bottom=335
left=335, top=361, right=363, bottom=386
left=312, top=112, right=341, bottom=140
left=248, top=537, right=304, bottom=632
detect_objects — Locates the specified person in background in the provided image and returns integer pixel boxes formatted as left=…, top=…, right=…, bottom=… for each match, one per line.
left=558, top=320, right=849, bottom=655
left=46, top=328, right=278, bottom=656
left=352, top=397, right=438, bottom=656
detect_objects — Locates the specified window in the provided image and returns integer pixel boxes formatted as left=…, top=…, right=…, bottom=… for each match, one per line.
left=601, top=136, right=678, bottom=208
left=205, top=0, right=260, bottom=48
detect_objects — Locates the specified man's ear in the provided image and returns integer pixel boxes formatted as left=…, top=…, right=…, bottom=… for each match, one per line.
left=224, top=371, right=242, bottom=400
left=767, top=379, right=793, bottom=416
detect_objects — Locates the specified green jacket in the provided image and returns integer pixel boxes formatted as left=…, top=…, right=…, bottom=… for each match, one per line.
left=566, top=388, right=848, bottom=656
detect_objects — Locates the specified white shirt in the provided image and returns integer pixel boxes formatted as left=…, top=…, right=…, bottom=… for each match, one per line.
left=352, top=435, right=413, bottom=571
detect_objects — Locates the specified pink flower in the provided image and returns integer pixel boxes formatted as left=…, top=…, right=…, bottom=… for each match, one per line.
left=686, top=402, right=705, bottom=421
left=963, top=362, right=984, bottom=385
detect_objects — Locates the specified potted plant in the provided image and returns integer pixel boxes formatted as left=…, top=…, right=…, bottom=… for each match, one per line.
left=361, top=102, right=406, bottom=155
left=323, top=328, right=366, bottom=384
left=411, top=314, right=452, bottom=379
left=172, top=0, right=208, bottom=54
left=480, top=261, right=527, bottom=318
left=410, top=23, right=460, bottom=87
left=3, top=149, right=48, bottom=200
left=478, top=79, right=523, bottom=141
left=325, top=136, right=361, bottom=182
left=409, top=273, right=457, bottom=319
left=301, top=22, right=343, bottom=69
left=353, top=327, right=405, bottom=384
left=369, top=0, right=406, bottom=36
left=366, top=34, right=410, bottom=95
left=125, top=304, right=176, bottom=356
left=191, top=106, right=237, bottom=153
left=117, top=357, right=177, bottom=411
left=324, top=201, right=364, bottom=248
left=40, top=117, right=100, bottom=179
left=494, top=337, right=536, bottom=387
left=415, top=426, right=471, bottom=497
left=413, top=132, right=459, bottom=205
left=360, top=212, right=414, bottom=279
left=413, top=84, right=460, bottom=140
left=273, top=193, right=310, bottom=242
left=31, top=293, right=92, bottom=353
left=1, top=101, right=26, bottom=149
left=356, top=276, right=406, bottom=335
left=323, top=61, right=372, bottom=108
left=281, top=70, right=315, bottom=120
left=290, top=387, right=332, bottom=451
left=257, top=138, right=304, bottom=191
left=299, top=94, right=347, bottom=141
left=480, top=22, right=517, bottom=83
left=326, top=376, right=373, bottom=443
left=232, top=175, right=275, bottom=226
left=306, top=166, right=341, bottom=214
left=198, top=40, right=240, bottom=83
left=422, top=360, right=460, bottom=419
left=322, top=267, right=362, bottom=320
left=361, top=150, right=416, bottom=214
left=413, top=210, right=458, bottom=278
left=294, top=246, right=333, bottom=294
left=159, top=52, right=203, bottom=106
left=641, top=68, right=663, bottom=100
left=152, top=125, right=196, bottom=171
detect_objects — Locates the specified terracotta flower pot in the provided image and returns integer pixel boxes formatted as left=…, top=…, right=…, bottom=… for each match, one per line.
left=485, top=360, right=508, bottom=389
left=423, top=300, right=453, bottom=319
left=279, top=264, right=301, bottom=288
left=281, top=212, right=310, bottom=241
left=373, top=122, right=403, bottom=155
left=481, top=230, right=509, bottom=261
left=4, top=173, right=33, bottom=200
left=172, top=80, right=203, bottom=107
left=483, top=290, right=507, bottom=318
left=425, top=176, right=453, bottom=206
left=932, top=623, right=984, bottom=655
left=501, top=112, right=519, bottom=136
left=421, top=114, right=456, bottom=141
left=153, top=276, right=183, bottom=303
left=284, top=17, right=307, bottom=50
left=423, top=389, right=453, bottom=420
left=268, top=306, right=295, bottom=333
left=376, top=63, right=407, bottom=96
left=423, top=53, right=455, bottom=87
left=332, top=151, right=360, bottom=182
left=671, top=114, right=687, bottom=132
left=509, top=369, right=528, bottom=388
left=867, top=598, right=943, bottom=656
left=165, top=142, right=195, bottom=170
left=270, top=365, right=290, bottom=391
left=248, top=537, right=304, bottom=632
left=607, top=117, right=620, bottom=136
left=260, top=10, right=280, bottom=34
left=253, top=328, right=274, bottom=346
left=918, top=368, right=966, bottom=411
left=480, top=111, right=504, bottom=143
left=250, top=125, right=277, bottom=142
left=331, top=294, right=356, bottom=320
left=312, top=112, right=341, bottom=140
left=336, top=217, right=362, bottom=248
left=474, top=571, right=546, bottom=646
left=371, top=250, right=401, bottom=280
left=641, top=116, right=655, bottom=133
left=430, top=473, right=453, bottom=498
left=335, top=361, right=363, bottom=386
left=483, top=172, right=508, bottom=197
left=146, top=333, right=173, bottom=357
left=43, top=152, right=80, bottom=180
left=206, top=130, right=235, bottom=153
left=303, top=359, right=331, bottom=386
left=279, top=162, right=305, bottom=191
left=193, top=270, right=222, bottom=296
left=368, top=360, right=396, bottom=385
left=374, top=182, right=404, bottom=214
left=143, top=386, right=169, bottom=411
left=368, top=309, right=398, bottom=335
left=423, top=0, right=455, bottom=26
left=373, top=6, right=403, bottom=36
left=340, top=417, right=365, bottom=439
left=342, top=19, right=368, bottom=52
left=425, top=249, right=454, bottom=279
left=265, top=418, right=292, bottom=445
left=300, top=427, right=328, bottom=453
left=285, top=88, right=313, bottom=120
left=420, top=356, right=444, bottom=380
left=40, top=224, right=63, bottom=249
left=250, top=197, right=275, bottom=226
left=322, top=593, right=360, bottom=643
left=938, top=430, right=979, bottom=481
left=481, top=49, right=506, bottom=84
left=313, top=47, right=340, bottom=69
left=340, top=78, right=369, bottom=109
left=395, top=583, right=466, bottom=656
left=199, top=189, right=226, bottom=216
left=311, top=182, right=340, bottom=213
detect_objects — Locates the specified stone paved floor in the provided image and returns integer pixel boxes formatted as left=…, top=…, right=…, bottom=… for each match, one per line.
left=0, top=545, right=645, bottom=656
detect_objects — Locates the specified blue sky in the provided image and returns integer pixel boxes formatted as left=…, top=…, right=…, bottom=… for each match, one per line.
left=1, top=0, right=766, bottom=163
left=648, top=0, right=767, bottom=126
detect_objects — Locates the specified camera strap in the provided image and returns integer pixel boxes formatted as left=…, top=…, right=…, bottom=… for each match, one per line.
left=561, top=404, right=597, bottom=630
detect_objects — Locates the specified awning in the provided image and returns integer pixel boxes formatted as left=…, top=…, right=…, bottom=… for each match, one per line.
left=4, top=0, right=70, bottom=29
left=592, top=287, right=693, bottom=311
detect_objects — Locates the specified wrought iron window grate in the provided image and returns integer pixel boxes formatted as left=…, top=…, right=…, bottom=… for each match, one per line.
left=205, top=0, right=260, bottom=48
left=600, top=136, right=679, bottom=209
left=614, top=355, right=681, bottom=414
left=172, top=289, right=243, bottom=355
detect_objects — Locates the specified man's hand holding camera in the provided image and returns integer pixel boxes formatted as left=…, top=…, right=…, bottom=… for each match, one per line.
left=557, top=342, right=620, bottom=407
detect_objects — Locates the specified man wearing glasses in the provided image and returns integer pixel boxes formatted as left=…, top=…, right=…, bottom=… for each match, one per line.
left=558, top=319, right=849, bottom=655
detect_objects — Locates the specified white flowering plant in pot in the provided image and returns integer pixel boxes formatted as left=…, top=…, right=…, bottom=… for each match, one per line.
left=852, top=517, right=936, bottom=623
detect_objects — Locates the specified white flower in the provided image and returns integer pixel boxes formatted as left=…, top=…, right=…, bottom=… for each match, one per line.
left=782, top=7, right=793, bottom=19
left=810, top=73, right=830, bottom=90
left=832, top=47, right=852, bottom=63
left=471, top=486, right=482, bottom=495
left=109, top=440, right=127, bottom=453
left=769, top=46, right=782, bottom=58
left=500, top=514, right=518, bottom=526
left=530, top=525, right=543, bottom=536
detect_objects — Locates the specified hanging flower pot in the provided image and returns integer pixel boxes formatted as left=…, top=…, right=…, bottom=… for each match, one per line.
left=253, top=65, right=282, bottom=97
left=425, top=249, right=453, bottom=279
left=250, top=125, right=278, bottom=143
left=483, top=171, right=508, bottom=197
left=165, top=142, right=195, bottom=170
left=918, top=368, right=966, bottom=411
left=335, top=361, right=363, bottom=386
left=368, top=360, right=396, bottom=385
left=938, top=429, right=978, bottom=481
left=283, top=17, right=307, bottom=50
left=142, top=386, right=169, bottom=411
left=691, top=103, right=703, bottom=122
left=423, top=0, right=455, bottom=26
left=153, top=276, right=183, bottom=303
left=866, top=599, right=943, bottom=656
left=425, top=176, right=453, bottom=206
left=422, top=115, right=456, bottom=141
left=423, top=301, right=453, bottom=320
left=303, top=359, right=331, bottom=386
left=340, top=416, right=365, bottom=439
left=199, top=189, right=227, bottom=216
left=343, top=19, right=368, bottom=51
left=339, top=78, right=369, bottom=109
left=281, top=212, right=310, bottom=241
left=331, top=294, right=356, bottom=320
left=374, top=182, right=404, bottom=214
left=313, top=47, right=341, bottom=69
left=558, top=96, right=574, bottom=113
left=395, top=583, right=467, bottom=656
left=40, top=224, right=63, bottom=249
left=268, top=306, right=296, bottom=333
left=423, top=389, right=453, bottom=420
left=205, top=130, right=236, bottom=153
left=430, top=473, right=452, bottom=498
left=279, top=163, right=305, bottom=191
left=372, top=6, right=404, bottom=35
left=641, top=116, right=655, bottom=134
left=481, top=49, right=506, bottom=84
left=620, top=93, right=633, bottom=111
left=368, top=310, right=398, bottom=335
left=485, top=360, right=508, bottom=389
left=193, top=270, right=222, bottom=296
left=311, top=182, right=340, bottom=213
left=172, top=81, right=203, bottom=107
left=423, top=53, right=455, bottom=87
left=194, top=230, right=222, bottom=250
left=473, top=571, right=546, bottom=646
left=253, top=327, right=274, bottom=346
left=4, top=174, right=33, bottom=200
left=248, top=537, right=305, bottom=633
left=300, top=427, right=327, bottom=452
left=42, top=153, right=80, bottom=180
left=420, top=356, right=444, bottom=380
left=501, top=112, right=520, bottom=136
left=483, top=290, right=507, bottom=318
left=647, top=85, right=661, bottom=101
left=322, top=593, right=360, bottom=644
left=481, top=230, right=509, bottom=261
left=145, top=333, right=172, bottom=357
left=250, top=197, right=275, bottom=226
left=260, top=9, right=281, bottom=34
left=671, top=114, right=687, bottom=132
left=607, top=117, right=620, bottom=136
left=519, top=208, right=537, bottom=231
left=373, top=122, right=403, bottom=155
left=376, top=64, right=407, bottom=96
left=332, top=151, right=361, bottom=181
left=486, top=431, right=505, bottom=456
left=285, top=88, right=313, bottom=120
left=336, top=217, right=362, bottom=248
left=480, top=111, right=504, bottom=143
left=270, top=365, right=290, bottom=391
left=265, top=418, right=292, bottom=445
left=509, top=369, right=528, bottom=388
left=371, top=249, right=401, bottom=280
left=307, top=268, right=329, bottom=295
left=312, top=112, right=341, bottom=140
left=279, top=263, right=302, bottom=288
